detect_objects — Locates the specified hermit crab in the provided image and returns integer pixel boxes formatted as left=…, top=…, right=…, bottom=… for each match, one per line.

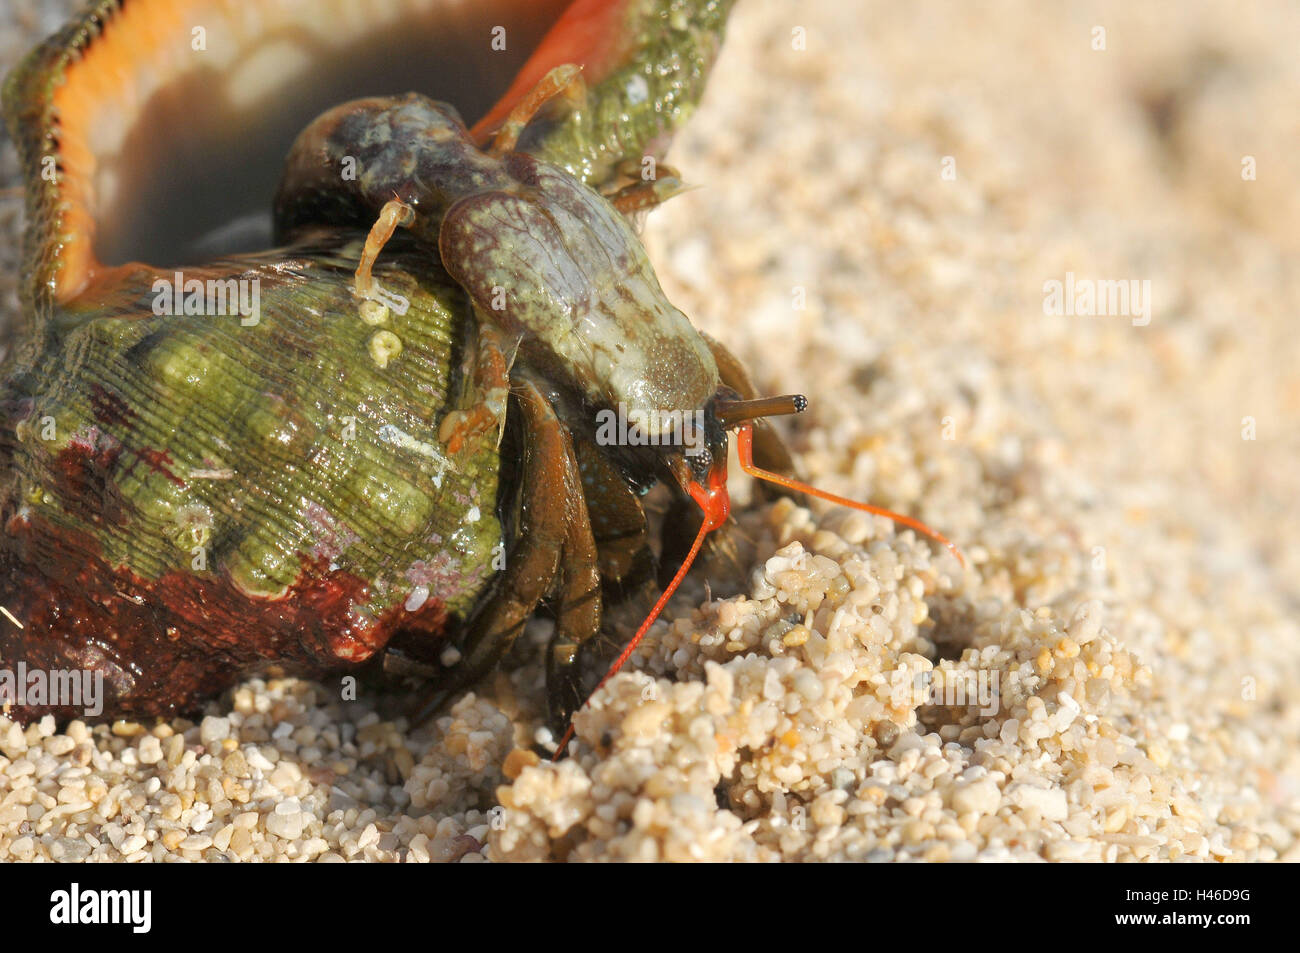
left=0, top=0, right=959, bottom=750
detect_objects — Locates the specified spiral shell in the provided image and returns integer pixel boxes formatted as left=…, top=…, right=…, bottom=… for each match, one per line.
left=0, top=0, right=736, bottom=721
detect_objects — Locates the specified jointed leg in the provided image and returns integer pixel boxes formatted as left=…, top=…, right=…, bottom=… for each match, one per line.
left=411, top=377, right=600, bottom=726
left=439, top=317, right=514, bottom=455
left=601, top=158, right=690, bottom=216
left=353, top=198, right=414, bottom=299
left=571, top=435, right=655, bottom=596
left=488, top=64, right=586, bottom=157
left=546, top=433, right=664, bottom=726
left=546, top=430, right=604, bottom=728
left=606, top=176, right=691, bottom=216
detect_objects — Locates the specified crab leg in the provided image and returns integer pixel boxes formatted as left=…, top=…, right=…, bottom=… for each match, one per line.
left=605, top=171, right=691, bottom=216
left=412, top=376, right=600, bottom=724
left=353, top=199, right=416, bottom=299
left=487, top=63, right=587, bottom=157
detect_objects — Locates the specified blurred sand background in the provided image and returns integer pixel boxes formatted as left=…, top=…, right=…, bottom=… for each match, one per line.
left=0, top=1, right=1296, bottom=861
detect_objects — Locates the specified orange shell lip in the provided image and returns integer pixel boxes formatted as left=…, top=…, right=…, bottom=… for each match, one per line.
left=25, top=0, right=637, bottom=305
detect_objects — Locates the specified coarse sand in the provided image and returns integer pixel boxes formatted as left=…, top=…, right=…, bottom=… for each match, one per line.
left=0, top=0, right=1296, bottom=861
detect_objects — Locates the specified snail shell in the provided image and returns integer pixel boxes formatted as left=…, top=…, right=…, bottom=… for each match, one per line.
left=0, top=0, right=736, bottom=721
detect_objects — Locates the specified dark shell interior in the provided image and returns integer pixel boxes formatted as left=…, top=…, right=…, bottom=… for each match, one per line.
left=91, top=0, right=572, bottom=267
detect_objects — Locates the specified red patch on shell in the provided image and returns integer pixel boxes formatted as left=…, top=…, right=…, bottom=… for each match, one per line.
left=0, top=513, right=452, bottom=724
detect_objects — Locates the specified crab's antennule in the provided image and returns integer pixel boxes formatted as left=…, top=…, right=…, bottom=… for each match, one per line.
left=713, top=394, right=807, bottom=429
left=734, top=422, right=966, bottom=568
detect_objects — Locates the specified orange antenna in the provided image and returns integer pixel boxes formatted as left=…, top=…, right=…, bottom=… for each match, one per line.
left=734, top=423, right=965, bottom=567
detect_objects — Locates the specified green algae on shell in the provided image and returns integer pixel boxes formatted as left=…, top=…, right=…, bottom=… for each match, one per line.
left=14, top=239, right=504, bottom=607
left=0, top=236, right=508, bottom=713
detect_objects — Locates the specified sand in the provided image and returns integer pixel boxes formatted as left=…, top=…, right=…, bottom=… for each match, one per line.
left=0, top=0, right=1296, bottom=861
